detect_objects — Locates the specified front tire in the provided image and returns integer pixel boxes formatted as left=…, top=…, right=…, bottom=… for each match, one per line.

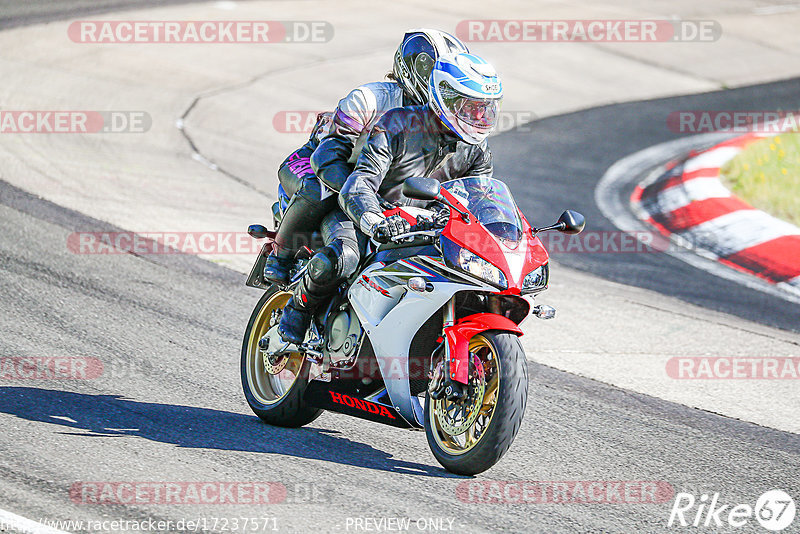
left=424, top=331, right=527, bottom=476
left=241, top=286, right=322, bottom=427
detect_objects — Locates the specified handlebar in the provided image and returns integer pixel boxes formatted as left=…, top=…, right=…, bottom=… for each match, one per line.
left=388, top=229, right=442, bottom=243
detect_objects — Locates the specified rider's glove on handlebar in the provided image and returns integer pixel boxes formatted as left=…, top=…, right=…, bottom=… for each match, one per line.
left=371, top=214, right=412, bottom=243
left=429, top=202, right=451, bottom=228
left=413, top=213, right=436, bottom=231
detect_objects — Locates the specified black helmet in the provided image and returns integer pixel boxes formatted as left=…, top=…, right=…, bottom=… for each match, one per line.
left=392, top=29, right=468, bottom=105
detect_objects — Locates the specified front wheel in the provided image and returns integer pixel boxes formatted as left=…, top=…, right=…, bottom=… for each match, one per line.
left=424, top=331, right=528, bottom=476
left=241, top=286, right=322, bottom=427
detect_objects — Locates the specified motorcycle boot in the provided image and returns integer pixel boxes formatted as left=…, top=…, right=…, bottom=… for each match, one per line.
left=277, top=245, right=339, bottom=345
left=262, top=247, right=295, bottom=285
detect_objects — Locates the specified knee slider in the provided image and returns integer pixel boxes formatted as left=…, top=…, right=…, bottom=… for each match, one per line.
left=307, top=245, right=339, bottom=284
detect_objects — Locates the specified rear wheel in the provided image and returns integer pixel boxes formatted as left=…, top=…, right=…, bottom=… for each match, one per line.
left=241, top=286, right=322, bottom=427
left=424, top=331, right=527, bottom=475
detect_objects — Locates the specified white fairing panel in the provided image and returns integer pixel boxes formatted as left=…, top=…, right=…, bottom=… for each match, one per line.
left=347, top=263, right=406, bottom=324
left=348, top=259, right=497, bottom=426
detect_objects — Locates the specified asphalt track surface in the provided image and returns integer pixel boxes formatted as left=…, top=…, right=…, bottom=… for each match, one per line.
left=1, top=3, right=800, bottom=534
left=2, top=180, right=799, bottom=534
left=0, top=0, right=225, bottom=30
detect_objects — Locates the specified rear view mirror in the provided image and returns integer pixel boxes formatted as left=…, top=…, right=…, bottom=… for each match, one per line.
left=557, top=210, right=585, bottom=235
left=402, top=176, right=441, bottom=201
left=533, top=210, right=586, bottom=235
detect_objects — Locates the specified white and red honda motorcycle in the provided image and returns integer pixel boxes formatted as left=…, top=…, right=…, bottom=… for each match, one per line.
left=241, top=176, right=584, bottom=475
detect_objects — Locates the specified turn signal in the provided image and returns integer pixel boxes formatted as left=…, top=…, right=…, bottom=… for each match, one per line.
left=533, top=305, right=556, bottom=320
left=407, top=277, right=428, bottom=292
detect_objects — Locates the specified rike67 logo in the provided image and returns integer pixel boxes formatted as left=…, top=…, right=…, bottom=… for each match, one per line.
left=668, top=490, right=796, bottom=531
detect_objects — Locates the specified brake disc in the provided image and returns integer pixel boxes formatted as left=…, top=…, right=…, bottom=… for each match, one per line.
left=434, top=354, right=486, bottom=436
left=261, top=309, right=289, bottom=375
left=262, top=349, right=288, bottom=375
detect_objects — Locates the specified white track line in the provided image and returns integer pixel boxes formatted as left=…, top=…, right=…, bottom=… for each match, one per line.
left=594, top=133, right=800, bottom=304
left=0, top=508, right=70, bottom=534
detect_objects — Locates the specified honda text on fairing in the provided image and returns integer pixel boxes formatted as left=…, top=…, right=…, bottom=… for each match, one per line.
left=241, top=175, right=585, bottom=475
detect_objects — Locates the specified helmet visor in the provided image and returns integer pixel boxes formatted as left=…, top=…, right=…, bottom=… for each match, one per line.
left=452, top=97, right=500, bottom=129
left=439, top=81, right=501, bottom=131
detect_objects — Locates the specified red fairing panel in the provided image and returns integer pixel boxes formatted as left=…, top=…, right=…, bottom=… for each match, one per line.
left=439, top=189, right=549, bottom=292
left=382, top=206, right=418, bottom=225
left=445, top=313, right=523, bottom=384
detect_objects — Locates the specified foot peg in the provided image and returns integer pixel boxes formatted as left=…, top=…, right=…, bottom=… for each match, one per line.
left=257, top=332, right=323, bottom=367
left=258, top=333, right=295, bottom=356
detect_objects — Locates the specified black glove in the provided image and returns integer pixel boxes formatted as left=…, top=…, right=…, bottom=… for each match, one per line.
left=372, top=214, right=411, bottom=243
left=429, top=202, right=451, bottom=228
left=413, top=213, right=435, bottom=231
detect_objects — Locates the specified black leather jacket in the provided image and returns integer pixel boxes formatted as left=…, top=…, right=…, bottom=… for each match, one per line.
left=310, top=81, right=409, bottom=192
left=339, top=105, right=493, bottom=230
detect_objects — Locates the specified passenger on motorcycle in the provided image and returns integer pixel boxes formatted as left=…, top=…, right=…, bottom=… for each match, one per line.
left=263, top=29, right=469, bottom=284
left=277, top=52, right=504, bottom=344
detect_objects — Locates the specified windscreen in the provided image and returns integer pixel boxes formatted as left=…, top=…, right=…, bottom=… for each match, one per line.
left=441, top=177, right=523, bottom=242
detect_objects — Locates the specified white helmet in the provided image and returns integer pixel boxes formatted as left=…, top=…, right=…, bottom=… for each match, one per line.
left=428, top=53, right=504, bottom=145
left=392, top=29, right=469, bottom=105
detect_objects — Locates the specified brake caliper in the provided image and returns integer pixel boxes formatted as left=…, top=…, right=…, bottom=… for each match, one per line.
left=433, top=354, right=486, bottom=436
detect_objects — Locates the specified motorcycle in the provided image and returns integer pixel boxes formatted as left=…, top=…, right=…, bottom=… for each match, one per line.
left=241, top=176, right=585, bottom=475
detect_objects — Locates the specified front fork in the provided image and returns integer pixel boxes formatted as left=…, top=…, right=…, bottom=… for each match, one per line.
left=429, top=297, right=469, bottom=401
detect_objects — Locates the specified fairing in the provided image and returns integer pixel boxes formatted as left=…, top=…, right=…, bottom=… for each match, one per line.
left=439, top=180, right=549, bottom=291
left=341, top=178, right=545, bottom=426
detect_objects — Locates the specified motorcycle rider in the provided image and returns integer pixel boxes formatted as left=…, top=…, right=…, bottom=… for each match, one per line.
left=263, top=29, right=469, bottom=284
left=278, top=52, right=504, bottom=344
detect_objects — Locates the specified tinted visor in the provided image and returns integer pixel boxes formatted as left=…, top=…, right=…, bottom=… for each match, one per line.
left=442, top=177, right=522, bottom=242
left=402, top=35, right=436, bottom=82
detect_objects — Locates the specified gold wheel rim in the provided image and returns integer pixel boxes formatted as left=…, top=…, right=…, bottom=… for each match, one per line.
left=245, top=291, right=304, bottom=405
left=430, top=334, right=500, bottom=456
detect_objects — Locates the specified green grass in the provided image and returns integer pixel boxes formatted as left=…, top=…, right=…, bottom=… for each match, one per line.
left=720, top=133, right=800, bottom=226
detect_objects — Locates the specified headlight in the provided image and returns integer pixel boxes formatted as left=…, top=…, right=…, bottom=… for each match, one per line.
left=441, top=237, right=508, bottom=289
left=456, top=248, right=508, bottom=289
left=522, top=264, right=549, bottom=294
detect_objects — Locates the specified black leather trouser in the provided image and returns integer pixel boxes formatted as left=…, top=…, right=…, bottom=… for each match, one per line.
left=275, top=147, right=340, bottom=259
